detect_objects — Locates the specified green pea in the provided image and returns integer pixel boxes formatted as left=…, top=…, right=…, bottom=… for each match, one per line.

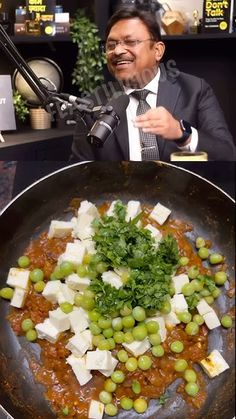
left=104, top=378, right=117, bottom=393
left=111, top=370, right=125, bottom=384
left=192, top=314, right=204, bottom=325
left=120, top=396, right=133, bottom=410
left=81, top=297, right=95, bottom=311
left=123, top=331, right=134, bottom=344
left=103, top=328, right=114, bottom=339
left=182, top=283, right=195, bottom=296
left=132, top=306, right=146, bottom=322
left=105, top=403, right=118, bottom=416
left=184, top=368, right=197, bottom=382
left=0, top=287, right=14, bottom=300
left=99, top=390, right=112, bottom=404
left=122, top=315, right=135, bottom=329
left=26, top=329, right=37, bottom=342
left=132, top=380, right=141, bottom=394
left=149, top=333, right=162, bottom=346
left=204, top=296, right=214, bottom=305
left=146, top=320, right=159, bottom=334
left=76, top=264, right=87, bottom=277
left=191, top=279, right=204, bottom=292
left=83, top=253, right=92, bottom=264
left=88, top=310, right=101, bottom=322
left=112, top=317, right=123, bottom=331
left=195, top=237, right=206, bottom=249
left=62, top=406, right=69, bottom=416
left=137, top=355, right=152, bottom=370
left=98, top=317, right=112, bottom=329
left=184, top=382, right=199, bottom=396
left=98, top=339, right=110, bottom=351
left=132, top=324, right=147, bottom=341
left=120, top=304, right=132, bottom=316
left=179, top=256, right=189, bottom=266
left=83, top=289, right=95, bottom=299
left=117, top=349, right=129, bottom=363
left=133, top=398, right=148, bottom=414
left=30, top=268, right=44, bottom=283
left=174, top=359, right=188, bottom=372
left=21, top=318, right=34, bottom=332
left=188, top=266, right=199, bottom=279
left=107, top=338, right=116, bottom=350
left=221, top=315, right=233, bottom=328
left=177, top=311, right=192, bottom=324
left=113, top=331, right=124, bottom=344
left=200, top=288, right=211, bottom=297
left=18, top=255, right=30, bottom=268
left=125, top=357, right=138, bottom=372
left=151, top=345, right=165, bottom=357
left=89, top=322, right=102, bottom=336
left=60, top=302, right=73, bottom=314
left=198, top=247, right=210, bottom=259
left=185, top=322, right=199, bottom=336
left=92, top=334, right=105, bottom=347
left=160, top=300, right=171, bottom=314
left=51, top=266, right=63, bottom=280
left=74, top=293, right=83, bottom=307
left=209, top=253, right=223, bottom=265
left=96, top=262, right=108, bottom=274
left=33, top=280, right=45, bottom=293
left=60, top=261, right=74, bottom=277
left=214, top=271, right=227, bottom=286
left=212, top=288, right=221, bottom=299
left=170, top=340, right=184, bottom=353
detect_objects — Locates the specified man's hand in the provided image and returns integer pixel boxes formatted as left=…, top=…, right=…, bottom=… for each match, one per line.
left=133, top=106, right=186, bottom=142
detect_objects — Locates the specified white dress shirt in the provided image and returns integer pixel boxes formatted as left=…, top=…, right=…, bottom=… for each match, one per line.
left=123, top=69, right=198, bottom=160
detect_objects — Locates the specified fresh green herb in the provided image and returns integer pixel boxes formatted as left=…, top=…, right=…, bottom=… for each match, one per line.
left=89, top=202, right=179, bottom=315
left=158, top=393, right=169, bottom=405
left=186, top=292, right=201, bottom=310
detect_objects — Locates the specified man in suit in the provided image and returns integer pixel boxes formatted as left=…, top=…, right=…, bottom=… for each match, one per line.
left=71, top=6, right=235, bottom=161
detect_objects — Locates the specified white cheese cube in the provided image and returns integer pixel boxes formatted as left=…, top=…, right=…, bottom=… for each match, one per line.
left=66, top=273, right=90, bottom=291
left=49, top=307, right=70, bottom=332
left=145, top=224, right=162, bottom=243
left=42, top=280, right=62, bottom=303
left=69, top=307, right=89, bottom=333
left=35, top=318, right=61, bottom=343
left=58, top=242, right=86, bottom=266
left=203, top=311, right=221, bottom=330
left=48, top=220, right=73, bottom=239
left=106, top=200, right=119, bottom=217
left=200, top=350, right=230, bottom=378
left=148, top=316, right=167, bottom=342
left=98, top=356, right=119, bottom=377
left=86, top=350, right=113, bottom=370
left=7, top=268, right=30, bottom=290
left=67, top=355, right=92, bottom=386
left=66, top=332, right=91, bottom=356
left=197, top=299, right=214, bottom=316
left=164, top=311, right=181, bottom=327
left=10, top=287, right=27, bottom=308
left=57, top=283, right=76, bottom=305
left=81, top=238, right=96, bottom=254
left=80, top=329, right=93, bottom=350
left=122, top=337, right=151, bottom=357
left=149, top=202, right=171, bottom=225
left=74, top=213, right=95, bottom=240
left=172, top=274, right=189, bottom=294
left=102, top=271, right=123, bottom=289
left=88, top=399, right=105, bottom=419
left=78, top=200, right=99, bottom=218
left=171, top=294, right=188, bottom=313
left=125, top=200, right=141, bottom=222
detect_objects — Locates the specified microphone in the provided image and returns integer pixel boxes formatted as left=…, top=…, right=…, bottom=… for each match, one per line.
left=87, top=93, right=130, bottom=147
left=57, top=93, right=93, bottom=107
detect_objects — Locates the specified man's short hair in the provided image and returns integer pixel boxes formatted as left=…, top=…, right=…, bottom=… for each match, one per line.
left=105, top=6, right=162, bottom=42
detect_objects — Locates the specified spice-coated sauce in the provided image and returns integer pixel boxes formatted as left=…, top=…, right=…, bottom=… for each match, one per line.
left=8, top=207, right=210, bottom=418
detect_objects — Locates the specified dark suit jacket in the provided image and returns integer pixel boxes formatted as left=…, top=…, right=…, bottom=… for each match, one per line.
left=71, top=70, right=236, bottom=161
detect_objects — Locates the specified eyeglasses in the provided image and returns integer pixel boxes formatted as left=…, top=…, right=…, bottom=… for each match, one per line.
left=104, top=38, right=154, bottom=52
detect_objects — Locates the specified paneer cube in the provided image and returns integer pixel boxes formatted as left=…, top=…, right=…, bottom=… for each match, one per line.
left=122, top=337, right=151, bottom=357
left=66, top=331, right=91, bottom=357
left=66, top=273, right=90, bottom=291
left=49, top=307, right=70, bottom=332
left=69, top=307, right=89, bottom=333
left=78, top=200, right=99, bottom=218
left=86, top=350, right=113, bottom=370
left=200, top=350, right=230, bottom=378
left=57, top=283, right=76, bottom=305
left=172, top=274, right=189, bottom=294
left=67, top=355, right=92, bottom=386
left=197, top=299, right=213, bottom=316
left=149, top=202, right=171, bottom=225
left=147, top=316, right=167, bottom=342
left=106, top=200, right=119, bottom=217
left=98, top=356, right=119, bottom=377
left=80, top=329, right=93, bottom=350
left=88, top=399, right=104, bottom=419
left=48, top=220, right=73, bottom=239
left=164, top=311, right=181, bottom=328
left=145, top=224, right=162, bottom=243
left=203, top=310, right=221, bottom=330
left=7, top=267, right=30, bottom=290
left=35, top=318, right=61, bottom=343
left=74, top=213, right=95, bottom=240
left=58, top=242, right=86, bottom=266
left=10, top=287, right=27, bottom=308
left=102, top=271, right=123, bottom=289
left=81, top=238, right=96, bottom=254
left=42, top=280, right=62, bottom=303
left=171, top=294, right=188, bottom=313
left=125, top=200, right=141, bottom=222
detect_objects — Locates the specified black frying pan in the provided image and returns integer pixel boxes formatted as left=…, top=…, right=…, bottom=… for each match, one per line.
left=0, top=161, right=235, bottom=419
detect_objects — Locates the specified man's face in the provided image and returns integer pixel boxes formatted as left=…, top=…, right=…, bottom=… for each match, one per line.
left=106, top=18, right=165, bottom=88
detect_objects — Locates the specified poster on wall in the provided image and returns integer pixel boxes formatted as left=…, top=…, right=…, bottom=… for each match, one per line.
left=26, top=0, right=56, bottom=14
left=202, top=0, right=232, bottom=32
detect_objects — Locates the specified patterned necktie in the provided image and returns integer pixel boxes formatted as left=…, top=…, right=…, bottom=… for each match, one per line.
left=131, top=89, right=160, bottom=160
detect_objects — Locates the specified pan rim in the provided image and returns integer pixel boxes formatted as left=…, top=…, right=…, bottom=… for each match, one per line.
left=0, top=161, right=234, bottom=219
